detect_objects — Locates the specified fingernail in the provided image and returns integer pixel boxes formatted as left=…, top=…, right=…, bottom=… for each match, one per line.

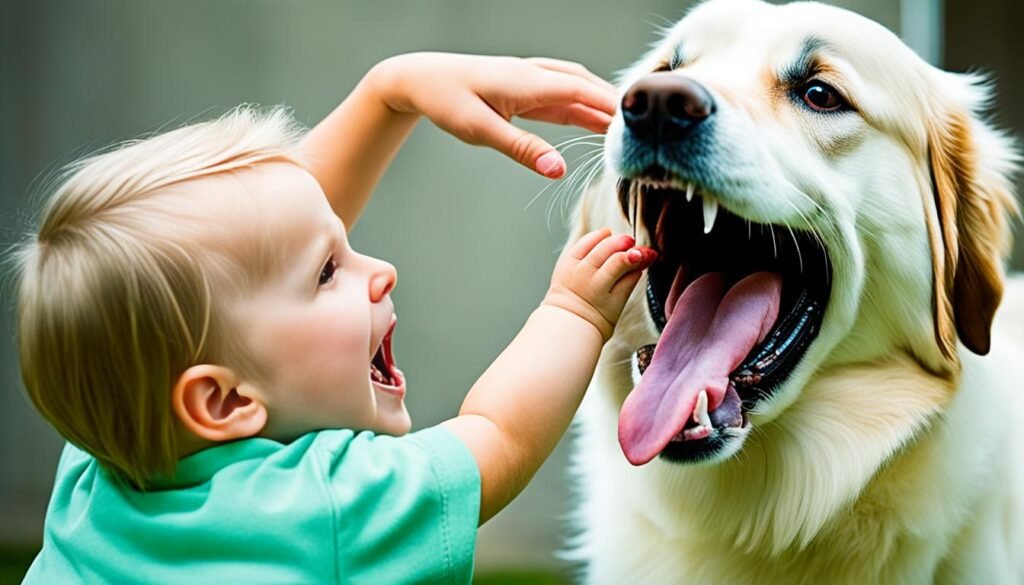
left=628, top=249, right=643, bottom=263
left=536, top=151, right=565, bottom=178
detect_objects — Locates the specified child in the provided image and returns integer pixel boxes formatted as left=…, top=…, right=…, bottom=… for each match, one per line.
left=15, top=53, right=655, bottom=583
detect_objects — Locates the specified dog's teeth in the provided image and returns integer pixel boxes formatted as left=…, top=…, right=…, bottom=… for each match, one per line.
left=703, top=197, right=718, bottom=234
left=693, top=390, right=710, bottom=426
left=682, top=424, right=712, bottom=441
left=686, top=183, right=695, bottom=202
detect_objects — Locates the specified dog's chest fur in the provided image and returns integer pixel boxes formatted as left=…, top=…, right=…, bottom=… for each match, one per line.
left=570, top=334, right=1024, bottom=585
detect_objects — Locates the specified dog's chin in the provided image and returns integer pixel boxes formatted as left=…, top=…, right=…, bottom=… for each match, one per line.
left=659, top=425, right=751, bottom=465
left=617, top=165, right=832, bottom=466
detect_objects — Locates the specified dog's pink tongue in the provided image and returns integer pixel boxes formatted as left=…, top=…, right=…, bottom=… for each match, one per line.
left=618, top=271, right=782, bottom=465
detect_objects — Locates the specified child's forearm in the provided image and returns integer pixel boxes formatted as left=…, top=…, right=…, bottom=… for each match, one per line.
left=300, top=58, right=419, bottom=228
left=446, top=305, right=605, bottom=523
left=442, top=230, right=652, bottom=524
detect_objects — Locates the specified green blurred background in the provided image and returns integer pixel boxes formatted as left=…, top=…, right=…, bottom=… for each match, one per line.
left=1, top=0, right=1020, bottom=583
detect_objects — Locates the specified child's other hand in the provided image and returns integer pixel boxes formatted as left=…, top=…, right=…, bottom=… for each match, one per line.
left=542, top=228, right=657, bottom=342
left=370, top=53, right=616, bottom=179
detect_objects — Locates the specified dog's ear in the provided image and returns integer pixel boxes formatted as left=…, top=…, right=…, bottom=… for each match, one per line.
left=925, top=74, right=1019, bottom=360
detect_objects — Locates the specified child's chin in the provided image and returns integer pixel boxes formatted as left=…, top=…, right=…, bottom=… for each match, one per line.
left=374, top=404, right=412, bottom=437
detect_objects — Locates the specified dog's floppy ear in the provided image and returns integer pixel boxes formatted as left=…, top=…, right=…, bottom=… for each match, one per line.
left=926, top=74, right=1019, bottom=360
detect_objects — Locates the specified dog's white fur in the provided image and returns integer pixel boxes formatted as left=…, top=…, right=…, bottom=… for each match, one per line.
left=567, top=1, right=1024, bottom=583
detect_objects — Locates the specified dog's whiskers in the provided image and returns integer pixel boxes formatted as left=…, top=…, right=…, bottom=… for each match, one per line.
left=778, top=181, right=840, bottom=281
left=780, top=197, right=829, bottom=279
left=552, top=133, right=605, bottom=151
left=544, top=148, right=606, bottom=227
left=555, top=154, right=601, bottom=207
left=525, top=146, right=603, bottom=214
left=569, top=151, right=607, bottom=217
left=643, top=12, right=677, bottom=37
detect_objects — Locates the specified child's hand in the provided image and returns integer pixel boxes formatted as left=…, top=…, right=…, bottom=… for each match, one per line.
left=542, top=228, right=658, bottom=342
left=369, top=52, right=616, bottom=179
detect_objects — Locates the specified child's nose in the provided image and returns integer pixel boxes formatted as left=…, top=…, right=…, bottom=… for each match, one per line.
left=366, top=256, right=397, bottom=302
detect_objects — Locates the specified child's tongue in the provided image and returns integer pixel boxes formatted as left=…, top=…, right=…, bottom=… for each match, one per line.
left=617, top=270, right=782, bottom=465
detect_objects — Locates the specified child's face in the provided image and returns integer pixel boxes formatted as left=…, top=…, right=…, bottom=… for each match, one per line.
left=203, top=162, right=411, bottom=439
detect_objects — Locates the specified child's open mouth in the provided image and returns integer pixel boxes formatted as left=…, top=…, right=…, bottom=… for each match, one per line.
left=370, top=315, right=405, bottom=395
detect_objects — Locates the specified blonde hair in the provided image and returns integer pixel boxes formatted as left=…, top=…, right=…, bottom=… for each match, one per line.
left=13, top=106, right=306, bottom=487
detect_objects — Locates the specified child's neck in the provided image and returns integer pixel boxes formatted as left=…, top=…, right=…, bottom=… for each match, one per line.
left=175, top=427, right=217, bottom=460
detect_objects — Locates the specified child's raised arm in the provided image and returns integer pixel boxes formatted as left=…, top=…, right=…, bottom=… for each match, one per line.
left=300, top=53, right=616, bottom=228
left=442, top=229, right=656, bottom=524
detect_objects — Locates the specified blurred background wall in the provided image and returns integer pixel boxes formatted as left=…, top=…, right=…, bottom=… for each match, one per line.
left=0, top=0, right=1020, bottom=582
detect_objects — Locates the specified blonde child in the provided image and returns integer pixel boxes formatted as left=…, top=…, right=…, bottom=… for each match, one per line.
left=15, top=53, right=654, bottom=583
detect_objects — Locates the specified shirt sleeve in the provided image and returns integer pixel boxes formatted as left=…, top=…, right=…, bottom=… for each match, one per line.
left=313, top=426, right=481, bottom=585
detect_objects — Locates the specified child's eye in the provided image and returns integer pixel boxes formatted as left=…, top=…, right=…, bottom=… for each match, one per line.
left=318, top=257, right=337, bottom=286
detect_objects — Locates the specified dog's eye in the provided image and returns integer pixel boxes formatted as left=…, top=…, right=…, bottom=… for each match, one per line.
left=800, top=82, right=848, bottom=112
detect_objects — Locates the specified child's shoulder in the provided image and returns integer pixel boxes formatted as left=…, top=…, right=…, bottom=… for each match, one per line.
left=311, top=425, right=472, bottom=467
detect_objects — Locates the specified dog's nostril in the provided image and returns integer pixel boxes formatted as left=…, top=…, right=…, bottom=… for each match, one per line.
left=666, top=91, right=711, bottom=121
left=623, top=91, right=649, bottom=117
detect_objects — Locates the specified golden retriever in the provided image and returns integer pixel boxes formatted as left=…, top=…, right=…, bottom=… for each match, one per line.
left=566, top=0, right=1024, bottom=583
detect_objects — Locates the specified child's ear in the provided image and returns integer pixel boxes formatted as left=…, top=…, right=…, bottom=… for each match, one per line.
left=172, top=365, right=268, bottom=443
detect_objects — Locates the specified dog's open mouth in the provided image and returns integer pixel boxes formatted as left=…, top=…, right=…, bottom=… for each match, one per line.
left=616, top=167, right=832, bottom=465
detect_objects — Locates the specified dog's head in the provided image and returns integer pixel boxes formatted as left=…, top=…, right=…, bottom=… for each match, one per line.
left=586, top=0, right=1019, bottom=466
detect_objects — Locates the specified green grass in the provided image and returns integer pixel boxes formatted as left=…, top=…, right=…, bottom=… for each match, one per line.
left=0, top=548, right=35, bottom=585
left=473, top=571, right=570, bottom=585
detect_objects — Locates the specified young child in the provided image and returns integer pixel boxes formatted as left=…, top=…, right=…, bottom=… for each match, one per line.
left=15, top=53, right=655, bottom=583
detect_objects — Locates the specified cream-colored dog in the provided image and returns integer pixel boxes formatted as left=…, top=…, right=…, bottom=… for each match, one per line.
left=567, top=0, right=1024, bottom=583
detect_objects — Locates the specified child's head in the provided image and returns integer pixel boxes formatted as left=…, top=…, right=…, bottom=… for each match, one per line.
left=14, top=107, right=410, bottom=487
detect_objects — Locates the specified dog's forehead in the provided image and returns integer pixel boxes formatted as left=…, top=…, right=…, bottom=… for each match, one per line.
left=650, top=0, right=912, bottom=76
left=617, top=0, right=935, bottom=138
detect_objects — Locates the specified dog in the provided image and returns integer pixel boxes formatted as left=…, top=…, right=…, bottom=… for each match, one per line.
left=566, top=0, right=1024, bottom=583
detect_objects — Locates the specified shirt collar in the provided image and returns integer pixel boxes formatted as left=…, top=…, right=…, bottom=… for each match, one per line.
left=149, top=437, right=283, bottom=489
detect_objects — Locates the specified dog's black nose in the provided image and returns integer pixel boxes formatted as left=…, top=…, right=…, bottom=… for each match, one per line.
left=621, top=74, right=715, bottom=143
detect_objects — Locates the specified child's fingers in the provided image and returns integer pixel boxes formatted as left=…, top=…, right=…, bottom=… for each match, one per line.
left=596, top=246, right=656, bottom=285
left=525, top=58, right=618, bottom=97
left=520, top=104, right=614, bottom=135
left=567, top=227, right=613, bottom=260
left=598, top=245, right=659, bottom=288
left=521, top=74, right=617, bottom=119
left=583, top=233, right=636, bottom=269
left=609, top=265, right=645, bottom=299
left=460, top=102, right=565, bottom=178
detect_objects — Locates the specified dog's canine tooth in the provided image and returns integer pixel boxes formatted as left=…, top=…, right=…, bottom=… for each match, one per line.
left=693, top=390, right=711, bottom=426
left=703, top=197, right=719, bottom=234
left=686, top=183, right=695, bottom=202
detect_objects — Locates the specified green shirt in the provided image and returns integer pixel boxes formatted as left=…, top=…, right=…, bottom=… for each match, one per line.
left=24, top=426, right=481, bottom=584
